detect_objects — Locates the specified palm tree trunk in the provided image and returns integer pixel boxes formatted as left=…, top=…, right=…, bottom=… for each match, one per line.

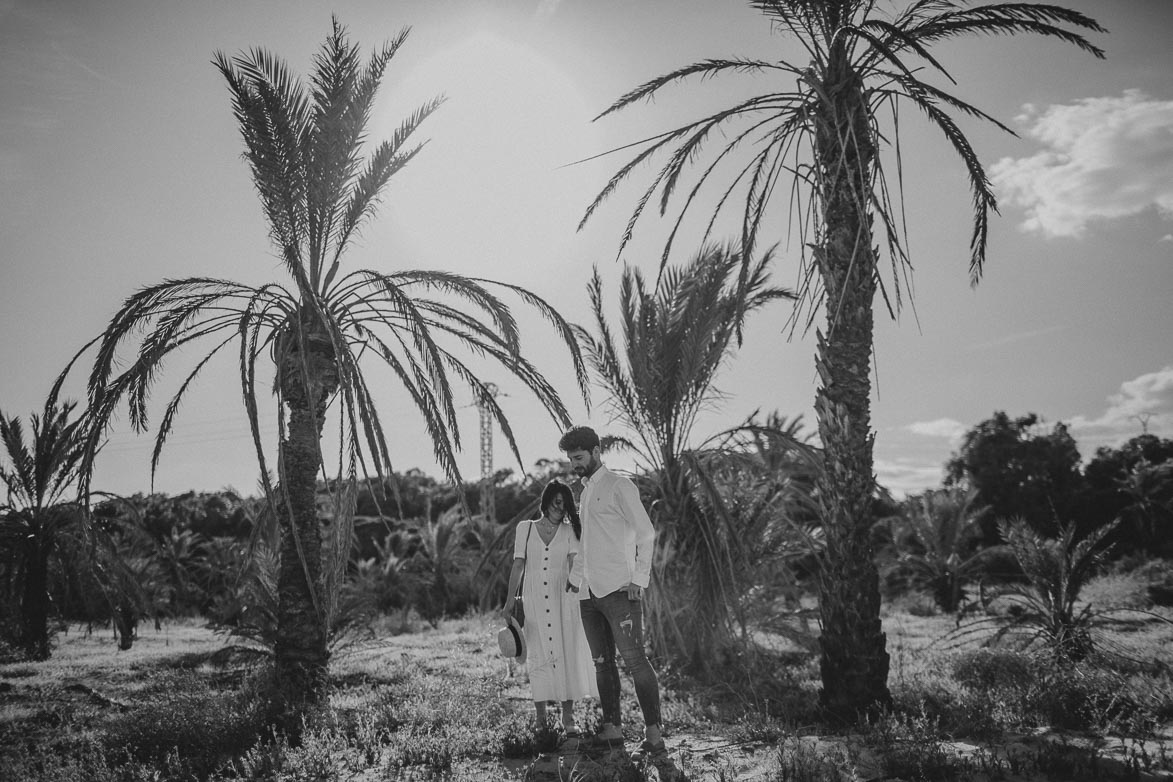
left=273, top=322, right=338, bottom=717
left=19, top=541, right=51, bottom=660
left=811, top=53, right=891, bottom=722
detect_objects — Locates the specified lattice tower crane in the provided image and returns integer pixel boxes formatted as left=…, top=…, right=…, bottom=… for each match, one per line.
left=476, top=383, right=500, bottom=521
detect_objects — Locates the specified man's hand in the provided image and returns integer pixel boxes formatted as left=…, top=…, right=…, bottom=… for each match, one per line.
left=625, top=583, right=645, bottom=600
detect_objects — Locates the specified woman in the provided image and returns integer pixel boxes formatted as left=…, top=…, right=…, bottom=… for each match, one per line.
left=503, top=480, right=597, bottom=733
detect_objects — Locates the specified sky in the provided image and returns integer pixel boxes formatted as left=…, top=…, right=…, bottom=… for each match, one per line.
left=1, top=0, right=1170, bottom=500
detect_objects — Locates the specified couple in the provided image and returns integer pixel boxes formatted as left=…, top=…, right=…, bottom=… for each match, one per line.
left=501, top=426, right=664, bottom=755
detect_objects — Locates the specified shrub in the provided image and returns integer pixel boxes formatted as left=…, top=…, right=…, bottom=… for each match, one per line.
left=951, top=648, right=1036, bottom=691
left=867, top=710, right=960, bottom=781
left=101, top=672, right=267, bottom=776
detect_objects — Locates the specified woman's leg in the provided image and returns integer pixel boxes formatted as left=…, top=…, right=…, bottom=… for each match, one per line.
left=534, top=700, right=548, bottom=728
left=560, top=700, right=577, bottom=732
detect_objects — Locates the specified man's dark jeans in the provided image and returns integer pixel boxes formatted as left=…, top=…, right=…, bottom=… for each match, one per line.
left=579, top=588, right=661, bottom=728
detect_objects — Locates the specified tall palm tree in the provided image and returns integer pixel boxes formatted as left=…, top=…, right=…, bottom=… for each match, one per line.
left=0, top=377, right=88, bottom=659
left=576, top=242, right=793, bottom=673
left=83, top=19, right=586, bottom=712
left=581, top=0, right=1103, bottom=719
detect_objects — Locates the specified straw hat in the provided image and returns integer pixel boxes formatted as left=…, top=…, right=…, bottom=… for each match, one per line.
left=496, top=615, right=526, bottom=662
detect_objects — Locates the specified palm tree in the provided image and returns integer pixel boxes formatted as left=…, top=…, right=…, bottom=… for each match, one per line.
left=0, top=379, right=88, bottom=659
left=576, top=242, right=793, bottom=673
left=889, top=487, right=990, bottom=613
left=949, top=517, right=1121, bottom=661
left=581, top=1, right=1103, bottom=719
left=82, top=19, right=586, bottom=712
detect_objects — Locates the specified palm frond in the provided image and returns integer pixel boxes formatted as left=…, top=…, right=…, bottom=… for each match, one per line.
left=595, top=58, right=790, bottom=121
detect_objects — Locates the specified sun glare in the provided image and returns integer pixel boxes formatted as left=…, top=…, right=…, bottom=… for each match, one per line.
left=371, top=30, right=602, bottom=282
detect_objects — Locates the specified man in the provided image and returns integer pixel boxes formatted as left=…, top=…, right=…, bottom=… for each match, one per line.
left=560, top=425, right=663, bottom=756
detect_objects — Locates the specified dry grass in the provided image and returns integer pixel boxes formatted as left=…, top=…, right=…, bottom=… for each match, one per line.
left=3, top=581, right=1173, bottom=781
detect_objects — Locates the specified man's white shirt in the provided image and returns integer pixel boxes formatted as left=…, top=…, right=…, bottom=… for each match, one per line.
left=569, top=464, right=655, bottom=598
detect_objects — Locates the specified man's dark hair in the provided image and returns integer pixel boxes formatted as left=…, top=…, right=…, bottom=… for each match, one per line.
left=558, top=425, right=600, bottom=453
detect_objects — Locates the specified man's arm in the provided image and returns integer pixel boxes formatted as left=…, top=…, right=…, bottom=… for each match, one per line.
left=616, top=476, right=655, bottom=589
left=567, top=532, right=584, bottom=593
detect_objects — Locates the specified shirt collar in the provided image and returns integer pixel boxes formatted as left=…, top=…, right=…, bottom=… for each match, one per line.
left=583, top=462, right=607, bottom=487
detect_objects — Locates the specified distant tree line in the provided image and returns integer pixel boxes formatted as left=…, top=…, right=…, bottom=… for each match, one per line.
left=942, top=412, right=1173, bottom=557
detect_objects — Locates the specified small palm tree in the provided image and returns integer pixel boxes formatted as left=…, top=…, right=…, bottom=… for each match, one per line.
left=406, top=508, right=471, bottom=626
left=82, top=19, right=586, bottom=711
left=581, top=0, right=1104, bottom=718
left=576, top=242, right=793, bottom=673
left=0, top=384, right=88, bottom=659
left=155, top=527, right=208, bottom=615
left=700, top=412, right=825, bottom=649
left=947, top=517, right=1122, bottom=661
left=0, top=373, right=145, bottom=656
left=890, top=488, right=990, bottom=613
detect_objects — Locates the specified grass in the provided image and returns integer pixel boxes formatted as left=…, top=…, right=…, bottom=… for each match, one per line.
left=3, top=573, right=1173, bottom=781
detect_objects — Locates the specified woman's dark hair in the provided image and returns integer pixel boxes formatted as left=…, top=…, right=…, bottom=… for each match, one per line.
left=537, top=480, right=581, bottom=539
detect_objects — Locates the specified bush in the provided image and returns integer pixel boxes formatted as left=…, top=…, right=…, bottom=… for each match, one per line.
left=101, top=672, right=267, bottom=777
left=1035, top=663, right=1144, bottom=732
left=952, top=648, right=1036, bottom=691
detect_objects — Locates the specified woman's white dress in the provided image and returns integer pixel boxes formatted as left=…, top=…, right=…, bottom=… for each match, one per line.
left=513, top=519, right=598, bottom=702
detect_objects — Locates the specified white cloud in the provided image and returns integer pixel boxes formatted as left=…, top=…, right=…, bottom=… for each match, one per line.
left=907, top=417, right=967, bottom=442
left=990, top=90, right=1173, bottom=238
left=875, top=458, right=945, bottom=499
left=1069, top=366, right=1173, bottom=453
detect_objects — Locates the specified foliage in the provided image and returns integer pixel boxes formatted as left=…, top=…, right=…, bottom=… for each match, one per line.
left=80, top=18, right=586, bottom=713
left=100, top=671, right=269, bottom=776
left=574, top=242, right=798, bottom=674
left=0, top=377, right=146, bottom=657
left=944, top=647, right=1173, bottom=737
left=951, top=518, right=1125, bottom=661
left=5, top=606, right=1173, bottom=782
left=945, top=412, right=1085, bottom=541
left=701, top=411, right=824, bottom=648
left=579, top=0, right=1104, bottom=720
left=0, top=387, right=89, bottom=659
left=1084, top=434, right=1173, bottom=557
left=885, top=488, right=993, bottom=613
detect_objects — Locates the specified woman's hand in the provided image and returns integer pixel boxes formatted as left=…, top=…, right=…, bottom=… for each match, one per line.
left=502, top=596, right=516, bottom=619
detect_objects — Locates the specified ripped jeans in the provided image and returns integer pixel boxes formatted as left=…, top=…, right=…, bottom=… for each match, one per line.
left=579, top=588, right=661, bottom=728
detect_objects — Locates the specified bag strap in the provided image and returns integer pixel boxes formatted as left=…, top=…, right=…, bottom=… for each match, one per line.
left=515, top=522, right=533, bottom=598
